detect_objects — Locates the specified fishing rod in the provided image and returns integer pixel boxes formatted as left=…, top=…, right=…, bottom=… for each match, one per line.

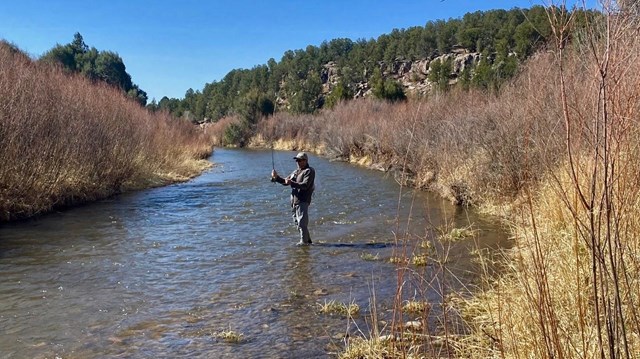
left=271, top=141, right=275, bottom=170
left=270, top=140, right=276, bottom=183
left=270, top=99, right=277, bottom=183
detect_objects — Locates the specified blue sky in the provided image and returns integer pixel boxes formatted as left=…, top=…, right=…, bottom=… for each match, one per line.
left=0, top=0, right=597, bottom=101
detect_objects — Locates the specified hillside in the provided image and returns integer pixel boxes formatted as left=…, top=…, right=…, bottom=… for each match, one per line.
left=154, top=5, right=599, bottom=126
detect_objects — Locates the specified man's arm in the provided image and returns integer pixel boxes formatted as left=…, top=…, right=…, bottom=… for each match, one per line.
left=272, top=170, right=296, bottom=186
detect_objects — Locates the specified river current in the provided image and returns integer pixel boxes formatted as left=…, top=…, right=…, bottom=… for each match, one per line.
left=0, top=148, right=508, bottom=358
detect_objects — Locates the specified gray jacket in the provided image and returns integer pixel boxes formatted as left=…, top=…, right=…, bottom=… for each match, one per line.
left=276, top=165, right=315, bottom=205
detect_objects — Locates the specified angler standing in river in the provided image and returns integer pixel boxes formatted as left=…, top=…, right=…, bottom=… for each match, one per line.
left=271, top=152, right=316, bottom=245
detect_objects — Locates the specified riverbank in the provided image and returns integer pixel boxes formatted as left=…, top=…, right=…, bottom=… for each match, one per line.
left=0, top=42, right=215, bottom=222
left=118, top=158, right=213, bottom=194
left=239, top=14, right=640, bottom=357
left=2, top=147, right=494, bottom=358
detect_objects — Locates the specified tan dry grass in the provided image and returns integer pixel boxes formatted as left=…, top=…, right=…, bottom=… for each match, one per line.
left=460, top=161, right=640, bottom=358
left=223, top=5, right=640, bottom=358
left=0, top=41, right=214, bottom=221
left=252, top=69, right=567, bottom=207
left=459, top=6, right=640, bottom=358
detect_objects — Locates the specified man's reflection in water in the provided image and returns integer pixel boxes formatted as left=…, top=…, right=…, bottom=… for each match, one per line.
left=279, top=247, right=332, bottom=357
left=287, top=248, right=314, bottom=302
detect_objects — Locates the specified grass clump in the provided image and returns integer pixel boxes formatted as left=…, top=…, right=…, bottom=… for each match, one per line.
left=360, top=252, right=380, bottom=261
left=418, top=240, right=433, bottom=250
left=437, top=225, right=477, bottom=242
left=318, top=300, right=360, bottom=316
left=389, top=256, right=407, bottom=265
left=340, top=337, right=391, bottom=359
left=214, top=329, right=244, bottom=344
left=402, top=300, right=430, bottom=315
left=411, top=254, right=429, bottom=266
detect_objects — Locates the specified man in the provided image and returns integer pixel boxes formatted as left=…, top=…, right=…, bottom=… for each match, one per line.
left=271, top=152, right=316, bottom=245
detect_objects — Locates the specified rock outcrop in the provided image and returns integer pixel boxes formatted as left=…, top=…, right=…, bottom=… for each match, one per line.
left=320, top=50, right=484, bottom=98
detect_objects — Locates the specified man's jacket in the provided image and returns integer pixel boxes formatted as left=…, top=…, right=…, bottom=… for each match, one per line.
left=276, top=165, right=315, bottom=205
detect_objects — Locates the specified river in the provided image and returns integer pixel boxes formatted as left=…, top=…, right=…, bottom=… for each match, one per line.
left=0, top=148, right=508, bottom=358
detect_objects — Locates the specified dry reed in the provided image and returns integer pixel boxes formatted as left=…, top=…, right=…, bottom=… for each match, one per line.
left=460, top=3, right=640, bottom=358
left=232, top=3, right=640, bottom=357
left=0, top=41, right=214, bottom=221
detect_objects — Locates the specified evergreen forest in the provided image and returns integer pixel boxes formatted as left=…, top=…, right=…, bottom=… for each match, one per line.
left=144, top=5, right=598, bottom=124
left=39, top=33, right=148, bottom=106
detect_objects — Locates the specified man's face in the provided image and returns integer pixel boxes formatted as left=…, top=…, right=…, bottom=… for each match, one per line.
left=295, top=158, right=306, bottom=168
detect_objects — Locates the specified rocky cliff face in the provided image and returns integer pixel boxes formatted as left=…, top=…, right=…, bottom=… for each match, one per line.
left=321, top=48, right=483, bottom=98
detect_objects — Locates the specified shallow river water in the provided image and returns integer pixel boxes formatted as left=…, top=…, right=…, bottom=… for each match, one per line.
left=0, top=148, right=508, bottom=358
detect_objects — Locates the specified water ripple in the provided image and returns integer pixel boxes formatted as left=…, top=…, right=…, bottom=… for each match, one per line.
left=0, top=148, right=509, bottom=358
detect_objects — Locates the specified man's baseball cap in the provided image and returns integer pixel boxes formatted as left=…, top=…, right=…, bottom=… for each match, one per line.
left=293, top=152, right=308, bottom=160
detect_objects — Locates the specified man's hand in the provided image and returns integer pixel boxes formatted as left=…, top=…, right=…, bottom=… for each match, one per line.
left=284, top=178, right=291, bottom=185
left=271, top=169, right=278, bottom=179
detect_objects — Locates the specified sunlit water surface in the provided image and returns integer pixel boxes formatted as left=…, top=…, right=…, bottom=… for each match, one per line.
left=0, top=148, right=508, bottom=358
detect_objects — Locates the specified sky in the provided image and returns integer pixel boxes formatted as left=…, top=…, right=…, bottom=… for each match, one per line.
left=0, top=0, right=599, bottom=102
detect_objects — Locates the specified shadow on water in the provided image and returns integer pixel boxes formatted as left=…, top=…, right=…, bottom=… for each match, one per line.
left=312, top=241, right=395, bottom=249
left=0, top=147, right=511, bottom=358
